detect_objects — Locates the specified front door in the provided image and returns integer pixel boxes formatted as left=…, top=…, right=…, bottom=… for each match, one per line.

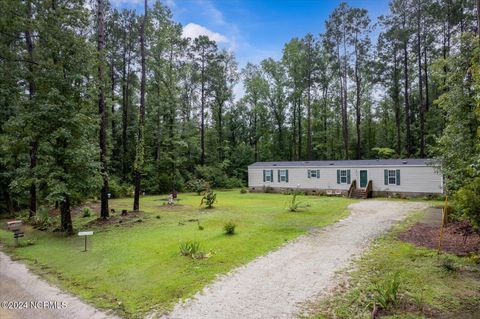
left=359, top=170, right=368, bottom=188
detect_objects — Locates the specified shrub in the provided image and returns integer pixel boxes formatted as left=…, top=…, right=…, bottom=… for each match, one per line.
left=224, top=177, right=244, bottom=188
left=223, top=221, right=236, bottom=235
left=453, top=176, right=480, bottom=231
left=371, top=272, right=401, bottom=311
left=287, top=193, right=310, bottom=212
left=195, top=164, right=228, bottom=188
left=18, top=239, right=36, bottom=247
left=263, top=186, right=274, bottom=193
left=240, top=188, right=248, bottom=194
left=200, top=190, right=217, bottom=209
left=179, top=241, right=209, bottom=259
left=82, top=208, right=91, bottom=218
left=31, top=207, right=52, bottom=230
left=109, top=178, right=134, bottom=198
left=186, top=178, right=210, bottom=195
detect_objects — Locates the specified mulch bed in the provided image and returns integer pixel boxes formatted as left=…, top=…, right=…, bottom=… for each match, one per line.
left=86, top=211, right=145, bottom=227
left=398, top=221, right=480, bottom=256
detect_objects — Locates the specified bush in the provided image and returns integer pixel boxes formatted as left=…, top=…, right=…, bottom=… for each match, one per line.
left=109, top=178, right=134, bottom=198
left=371, top=271, right=401, bottom=311
left=240, top=188, right=248, bottom=194
left=287, top=193, right=310, bottom=212
left=224, top=177, right=244, bottom=188
left=223, top=221, right=236, bottom=235
left=453, top=176, right=480, bottom=231
left=186, top=178, right=210, bottom=195
left=31, top=207, right=52, bottom=230
left=263, top=186, right=274, bottom=193
left=179, top=240, right=209, bottom=259
left=200, top=190, right=217, bottom=209
left=82, top=208, right=91, bottom=218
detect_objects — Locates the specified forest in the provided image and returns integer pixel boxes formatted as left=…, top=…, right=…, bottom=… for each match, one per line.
left=0, top=0, right=479, bottom=232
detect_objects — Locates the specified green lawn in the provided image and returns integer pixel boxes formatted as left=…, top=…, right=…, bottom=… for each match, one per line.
left=0, top=190, right=356, bottom=318
left=307, top=211, right=480, bottom=319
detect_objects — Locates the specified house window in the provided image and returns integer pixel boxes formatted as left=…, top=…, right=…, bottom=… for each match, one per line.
left=388, top=170, right=396, bottom=185
left=279, top=169, right=288, bottom=182
left=308, top=169, right=320, bottom=178
left=265, top=170, right=272, bottom=182
left=384, top=169, right=400, bottom=186
left=340, top=170, right=348, bottom=184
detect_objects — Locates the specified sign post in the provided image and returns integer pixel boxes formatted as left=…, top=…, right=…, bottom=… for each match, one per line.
left=78, top=231, right=93, bottom=252
left=7, top=221, right=23, bottom=246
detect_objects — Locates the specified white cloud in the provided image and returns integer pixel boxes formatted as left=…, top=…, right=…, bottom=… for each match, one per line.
left=164, top=0, right=175, bottom=8
left=196, top=0, right=225, bottom=25
left=182, top=23, right=229, bottom=44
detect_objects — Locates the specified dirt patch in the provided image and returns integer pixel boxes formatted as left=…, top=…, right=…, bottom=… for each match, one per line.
left=86, top=211, right=145, bottom=227
left=398, top=221, right=480, bottom=255
left=156, top=204, right=188, bottom=210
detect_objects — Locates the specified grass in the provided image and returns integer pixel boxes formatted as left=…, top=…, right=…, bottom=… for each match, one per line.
left=0, top=190, right=356, bottom=318
left=307, top=211, right=480, bottom=319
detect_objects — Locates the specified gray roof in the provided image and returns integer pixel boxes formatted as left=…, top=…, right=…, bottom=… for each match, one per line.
left=249, top=158, right=434, bottom=167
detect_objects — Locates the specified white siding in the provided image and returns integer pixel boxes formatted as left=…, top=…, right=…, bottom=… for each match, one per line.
left=248, top=165, right=443, bottom=194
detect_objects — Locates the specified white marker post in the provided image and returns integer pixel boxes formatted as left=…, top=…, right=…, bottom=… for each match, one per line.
left=78, top=231, right=93, bottom=252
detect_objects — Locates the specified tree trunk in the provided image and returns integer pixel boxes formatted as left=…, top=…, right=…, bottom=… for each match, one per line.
left=403, top=16, right=412, bottom=156
left=292, top=99, right=297, bottom=160
left=423, top=34, right=429, bottom=112
left=341, top=27, right=349, bottom=159
left=25, top=0, right=37, bottom=218
left=297, top=96, right=302, bottom=160
left=110, top=57, right=116, bottom=147
left=253, top=110, right=258, bottom=162
left=121, top=28, right=128, bottom=181
left=60, top=196, right=73, bottom=234
left=133, top=0, right=147, bottom=211
left=200, top=47, right=206, bottom=166
left=417, top=3, right=425, bottom=158
left=354, top=34, right=361, bottom=160
left=306, top=55, right=312, bottom=160
left=477, top=0, right=480, bottom=37
left=97, top=0, right=109, bottom=219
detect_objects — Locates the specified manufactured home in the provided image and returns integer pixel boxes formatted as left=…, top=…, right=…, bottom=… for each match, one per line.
left=248, top=159, right=443, bottom=198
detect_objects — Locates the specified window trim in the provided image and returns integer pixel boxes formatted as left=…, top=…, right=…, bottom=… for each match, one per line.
left=309, top=169, right=319, bottom=178
left=388, top=169, right=396, bottom=185
left=279, top=169, right=288, bottom=182
left=340, top=169, right=348, bottom=184
left=265, top=170, right=272, bottom=182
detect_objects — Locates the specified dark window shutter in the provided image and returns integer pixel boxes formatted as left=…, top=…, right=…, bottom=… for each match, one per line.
left=286, top=170, right=289, bottom=182
left=270, top=170, right=273, bottom=181
left=396, top=169, right=401, bottom=185
left=347, top=170, right=351, bottom=184
left=278, top=170, right=280, bottom=182
left=337, top=170, right=340, bottom=184
left=263, top=170, right=266, bottom=182
left=316, top=169, right=320, bottom=179
left=307, top=169, right=311, bottom=178
left=384, top=170, right=388, bottom=185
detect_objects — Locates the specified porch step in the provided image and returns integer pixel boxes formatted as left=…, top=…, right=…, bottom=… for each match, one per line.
left=350, top=189, right=367, bottom=199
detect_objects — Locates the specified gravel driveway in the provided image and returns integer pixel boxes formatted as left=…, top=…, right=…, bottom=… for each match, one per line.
left=162, top=200, right=429, bottom=319
left=0, top=251, right=120, bottom=319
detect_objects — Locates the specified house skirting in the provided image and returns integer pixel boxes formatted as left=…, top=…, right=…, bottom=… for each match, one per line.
left=248, top=186, right=442, bottom=198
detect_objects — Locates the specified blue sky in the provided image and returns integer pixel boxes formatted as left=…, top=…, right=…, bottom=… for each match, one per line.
left=111, top=0, right=390, bottom=70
